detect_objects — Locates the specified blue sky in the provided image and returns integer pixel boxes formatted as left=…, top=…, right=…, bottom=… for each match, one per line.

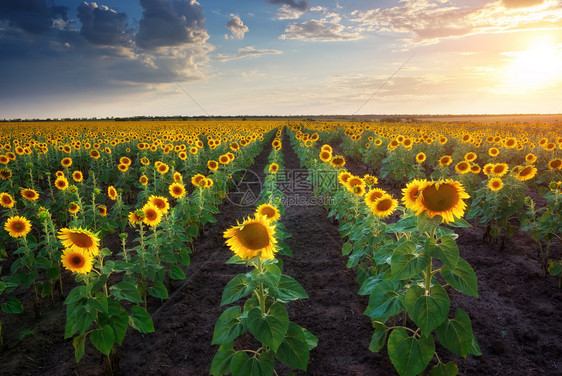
left=0, top=0, right=561, bottom=119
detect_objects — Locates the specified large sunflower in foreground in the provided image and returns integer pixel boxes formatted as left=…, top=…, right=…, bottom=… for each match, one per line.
left=142, top=203, right=162, bottom=227
left=4, top=216, right=32, bottom=238
left=58, top=227, right=100, bottom=255
left=402, top=179, right=428, bottom=211
left=224, top=215, right=277, bottom=260
left=413, top=179, right=470, bottom=223
left=61, top=248, right=93, bottom=274
left=255, top=203, right=281, bottom=222
left=148, top=195, right=170, bottom=213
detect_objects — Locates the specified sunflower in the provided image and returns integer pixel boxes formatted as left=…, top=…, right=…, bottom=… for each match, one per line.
left=55, top=176, right=69, bottom=190
left=483, top=163, right=494, bottom=175
left=128, top=211, right=144, bottom=225
left=68, top=202, right=80, bottom=214
left=61, top=248, right=93, bottom=274
left=363, top=174, right=378, bottom=186
left=272, top=139, right=282, bottom=150
left=525, top=153, right=537, bottom=164
left=157, top=163, right=169, bottom=174
left=106, top=186, right=117, bottom=201
left=269, top=163, right=279, bottom=174
left=58, top=227, right=100, bottom=255
left=352, top=185, right=366, bottom=197
left=0, top=168, right=12, bottom=180
left=413, top=180, right=470, bottom=223
left=169, top=182, right=186, bottom=199
left=61, top=157, right=72, bottom=168
left=219, top=154, right=230, bottom=164
left=488, top=178, right=503, bottom=191
left=401, top=179, right=428, bottom=210
left=72, top=171, right=83, bottom=182
left=118, top=164, right=128, bottom=172
left=0, top=192, right=15, bottom=208
left=190, top=146, right=198, bottom=155
left=321, top=144, right=333, bottom=153
left=439, top=155, right=452, bottom=167
left=370, top=194, right=398, bottom=218
left=208, top=160, right=219, bottom=171
left=119, top=156, right=132, bottom=166
left=490, top=163, right=509, bottom=177
left=256, top=203, right=281, bottom=222
left=224, top=215, right=277, bottom=260
left=148, top=195, right=170, bottom=213
left=470, top=165, right=481, bottom=174
left=338, top=171, right=352, bottom=186
left=455, top=161, right=470, bottom=174
left=4, top=216, right=32, bottom=238
left=514, top=165, right=537, bottom=182
left=97, top=205, right=107, bottom=217
left=191, top=174, right=206, bottom=188
left=415, top=152, right=426, bottom=163
left=319, top=150, right=332, bottom=162
left=364, top=188, right=387, bottom=207
left=173, top=172, right=183, bottom=183
left=330, top=155, right=346, bottom=168
left=139, top=175, right=149, bottom=186
left=464, top=152, right=477, bottom=162
left=347, top=176, right=365, bottom=189
left=142, top=203, right=162, bottom=227
left=140, top=157, right=150, bottom=166
left=89, top=150, right=100, bottom=159
left=204, top=178, right=214, bottom=188
left=21, top=188, right=39, bottom=201
left=548, top=158, right=562, bottom=170
left=488, top=147, right=499, bottom=157
left=0, top=155, right=9, bottom=165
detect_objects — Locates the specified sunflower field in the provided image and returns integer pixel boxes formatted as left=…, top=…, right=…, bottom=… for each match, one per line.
left=0, top=118, right=561, bottom=375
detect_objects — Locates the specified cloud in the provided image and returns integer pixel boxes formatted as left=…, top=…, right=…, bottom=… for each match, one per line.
left=77, top=2, right=132, bottom=46
left=135, top=0, right=209, bottom=50
left=268, top=0, right=309, bottom=11
left=216, top=46, right=282, bottom=62
left=351, top=0, right=562, bottom=44
left=280, top=20, right=363, bottom=41
left=0, top=0, right=68, bottom=34
left=225, top=14, right=249, bottom=39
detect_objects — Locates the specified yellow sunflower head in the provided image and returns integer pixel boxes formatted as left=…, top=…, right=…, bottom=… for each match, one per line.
left=191, top=174, right=206, bottom=188
left=173, top=171, right=183, bottom=183
left=118, top=164, right=128, bottom=172
left=157, top=163, right=169, bottom=174
left=97, top=205, right=107, bottom=217
left=525, top=153, right=537, bottom=164
left=439, top=155, right=452, bottom=167
left=148, top=195, right=170, bottom=213
left=223, top=215, right=278, bottom=260
left=514, top=165, right=537, bottom=182
left=321, top=144, right=333, bottom=153
left=548, top=158, right=562, bottom=170
left=455, top=161, right=470, bottom=174
left=464, top=152, right=477, bottom=162
left=128, top=210, right=144, bottom=225
left=365, top=187, right=387, bottom=207
left=55, top=176, right=69, bottom=190
left=58, top=227, right=100, bottom=255
left=338, top=171, right=352, bottom=186
left=4, top=216, right=32, bottom=238
left=269, top=163, right=279, bottom=174
left=415, top=152, right=426, bottom=163
left=68, top=202, right=80, bottom=214
left=61, top=157, right=72, bottom=168
left=363, top=174, right=378, bottom=186
left=402, top=179, right=428, bottom=211
left=169, top=182, right=186, bottom=199
left=488, top=147, right=499, bottom=157
left=142, top=203, right=162, bottom=227
left=0, top=168, right=12, bottom=180
left=208, top=160, right=219, bottom=171
left=370, top=194, right=398, bottom=218
left=330, top=155, right=346, bottom=168
left=346, top=176, right=366, bottom=190
left=490, top=163, right=509, bottom=177
left=488, top=178, right=503, bottom=191
left=139, top=175, right=149, bottom=186
left=108, top=186, right=117, bottom=201
left=0, top=192, right=15, bottom=208
left=319, top=150, right=332, bottom=162
left=352, top=185, right=366, bottom=197
left=61, top=248, right=93, bottom=274
left=255, top=203, right=281, bottom=222
left=72, top=171, right=84, bottom=182
left=414, top=179, right=470, bottom=223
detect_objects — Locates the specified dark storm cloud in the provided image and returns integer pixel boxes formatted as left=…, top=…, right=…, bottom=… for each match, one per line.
left=135, top=0, right=208, bottom=50
left=77, top=2, right=132, bottom=46
left=268, top=0, right=309, bottom=11
left=501, top=0, right=546, bottom=8
left=0, top=0, right=68, bottom=34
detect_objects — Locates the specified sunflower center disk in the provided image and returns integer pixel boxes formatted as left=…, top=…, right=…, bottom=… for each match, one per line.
left=69, top=232, right=94, bottom=248
left=260, top=207, right=276, bottom=219
left=238, top=223, right=271, bottom=250
left=376, top=198, right=393, bottom=212
left=71, top=256, right=84, bottom=267
left=422, top=184, right=459, bottom=212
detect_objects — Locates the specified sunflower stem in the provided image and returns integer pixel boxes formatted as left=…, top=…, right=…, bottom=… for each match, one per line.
left=256, top=257, right=266, bottom=314
left=425, top=258, right=432, bottom=296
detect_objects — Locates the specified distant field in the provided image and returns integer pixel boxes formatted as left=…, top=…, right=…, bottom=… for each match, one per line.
left=412, top=114, right=562, bottom=124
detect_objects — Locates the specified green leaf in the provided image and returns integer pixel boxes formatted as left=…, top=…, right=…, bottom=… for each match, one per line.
left=210, top=345, right=236, bottom=376
left=302, top=328, right=318, bottom=351
left=364, top=280, right=404, bottom=322
left=177, top=248, right=191, bottom=266
left=369, top=322, right=389, bottom=352
left=436, top=308, right=477, bottom=358
left=441, top=258, right=478, bottom=298
left=272, top=275, right=308, bottom=303
left=417, top=211, right=443, bottom=234
left=169, top=265, right=186, bottom=280
left=110, top=281, right=143, bottom=303
left=90, top=325, right=114, bottom=355
left=221, top=274, right=256, bottom=306
left=65, top=285, right=88, bottom=305
left=342, top=242, right=353, bottom=256
left=447, top=218, right=471, bottom=228
left=388, top=327, right=435, bottom=376
left=275, top=322, right=310, bottom=371
left=430, top=362, right=459, bottom=376
left=148, top=281, right=169, bottom=299
left=247, top=303, right=289, bottom=352
left=358, top=276, right=383, bottom=296
left=1, top=296, right=23, bottom=314
left=89, top=294, right=109, bottom=314
left=110, top=309, right=129, bottom=345
left=130, top=305, right=155, bottom=333
left=405, top=284, right=450, bottom=335
left=73, top=334, right=86, bottom=363
left=40, top=282, right=53, bottom=298
left=391, top=241, right=429, bottom=280
left=212, top=306, right=246, bottom=345
left=425, top=235, right=459, bottom=269
left=251, top=264, right=281, bottom=289
left=231, top=350, right=275, bottom=376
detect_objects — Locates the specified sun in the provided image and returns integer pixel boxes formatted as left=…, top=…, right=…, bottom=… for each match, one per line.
left=502, top=37, right=562, bottom=91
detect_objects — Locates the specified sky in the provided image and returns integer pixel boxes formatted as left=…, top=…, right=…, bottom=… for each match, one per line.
left=0, top=0, right=561, bottom=119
